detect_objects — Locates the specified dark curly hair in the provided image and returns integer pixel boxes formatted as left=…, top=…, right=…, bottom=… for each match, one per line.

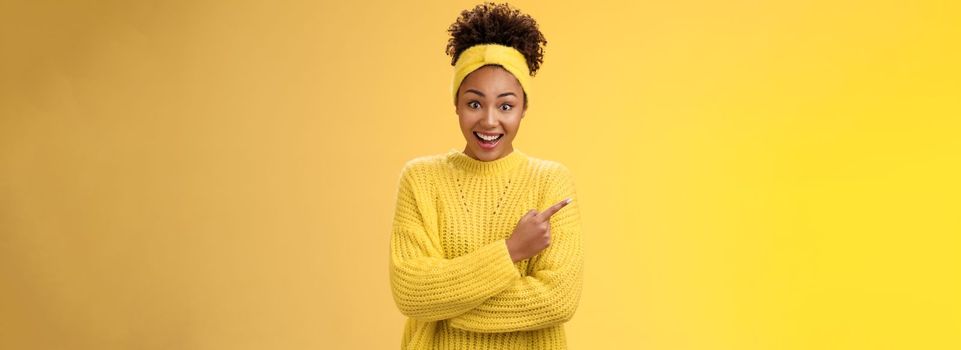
left=445, top=2, right=547, bottom=77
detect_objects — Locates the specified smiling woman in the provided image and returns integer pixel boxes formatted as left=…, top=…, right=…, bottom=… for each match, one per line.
left=388, top=2, right=584, bottom=350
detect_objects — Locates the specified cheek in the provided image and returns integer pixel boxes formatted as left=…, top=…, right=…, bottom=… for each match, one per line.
left=457, top=110, right=481, bottom=127
left=457, top=117, right=473, bottom=136
left=507, top=113, right=523, bottom=132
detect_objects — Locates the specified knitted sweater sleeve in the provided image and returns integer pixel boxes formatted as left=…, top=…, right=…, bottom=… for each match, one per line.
left=448, top=163, right=585, bottom=333
left=389, top=162, right=521, bottom=322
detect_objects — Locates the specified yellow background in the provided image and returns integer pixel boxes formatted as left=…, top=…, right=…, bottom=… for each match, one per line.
left=2, top=0, right=959, bottom=349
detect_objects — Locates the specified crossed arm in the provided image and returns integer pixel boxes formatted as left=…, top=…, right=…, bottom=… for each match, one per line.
left=388, top=163, right=584, bottom=331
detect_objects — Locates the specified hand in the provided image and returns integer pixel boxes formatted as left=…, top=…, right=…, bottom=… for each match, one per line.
left=506, top=198, right=572, bottom=263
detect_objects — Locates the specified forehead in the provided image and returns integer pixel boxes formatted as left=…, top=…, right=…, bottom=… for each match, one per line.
left=460, top=65, right=523, bottom=94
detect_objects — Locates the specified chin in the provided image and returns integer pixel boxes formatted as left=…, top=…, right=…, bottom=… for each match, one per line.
left=477, top=144, right=509, bottom=157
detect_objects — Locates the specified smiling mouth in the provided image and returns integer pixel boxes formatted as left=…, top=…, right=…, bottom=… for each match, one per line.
left=473, top=131, right=504, bottom=143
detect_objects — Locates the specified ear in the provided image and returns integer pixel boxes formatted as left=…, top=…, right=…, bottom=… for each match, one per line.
left=522, top=92, right=529, bottom=114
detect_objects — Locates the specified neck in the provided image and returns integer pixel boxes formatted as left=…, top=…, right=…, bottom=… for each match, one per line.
left=447, top=147, right=527, bottom=176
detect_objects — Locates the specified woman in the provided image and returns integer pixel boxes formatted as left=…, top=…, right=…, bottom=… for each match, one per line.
left=388, top=3, right=584, bottom=349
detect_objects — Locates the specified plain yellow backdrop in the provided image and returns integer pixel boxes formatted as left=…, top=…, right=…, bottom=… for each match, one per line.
left=2, top=0, right=959, bottom=349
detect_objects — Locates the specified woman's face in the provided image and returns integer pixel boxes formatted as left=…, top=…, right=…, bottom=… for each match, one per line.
left=455, top=64, right=527, bottom=161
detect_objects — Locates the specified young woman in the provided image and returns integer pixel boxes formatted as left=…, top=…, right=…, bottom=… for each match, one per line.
left=388, top=3, right=584, bottom=349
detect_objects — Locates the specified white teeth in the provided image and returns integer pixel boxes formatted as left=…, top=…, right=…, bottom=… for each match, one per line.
left=475, top=132, right=502, bottom=141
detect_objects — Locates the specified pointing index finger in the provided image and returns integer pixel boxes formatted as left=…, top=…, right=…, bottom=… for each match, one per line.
left=536, top=197, right=572, bottom=221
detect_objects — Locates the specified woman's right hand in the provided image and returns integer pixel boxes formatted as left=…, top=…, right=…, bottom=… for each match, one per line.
left=506, top=198, right=572, bottom=263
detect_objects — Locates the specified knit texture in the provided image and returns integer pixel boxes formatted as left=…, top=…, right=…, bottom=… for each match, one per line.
left=389, top=148, right=584, bottom=350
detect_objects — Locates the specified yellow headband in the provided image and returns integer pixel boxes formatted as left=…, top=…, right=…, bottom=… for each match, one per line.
left=451, top=43, right=531, bottom=104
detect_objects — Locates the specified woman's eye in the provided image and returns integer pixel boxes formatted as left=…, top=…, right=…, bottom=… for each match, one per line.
left=468, top=101, right=480, bottom=109
left=500, top=104, right=513, bottom=111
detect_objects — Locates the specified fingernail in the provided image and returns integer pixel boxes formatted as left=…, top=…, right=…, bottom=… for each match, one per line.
left=565, top=198, right=572, bottom=204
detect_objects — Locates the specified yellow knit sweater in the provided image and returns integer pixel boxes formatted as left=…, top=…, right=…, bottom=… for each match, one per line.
left=389, top=148, right=584, bottom=350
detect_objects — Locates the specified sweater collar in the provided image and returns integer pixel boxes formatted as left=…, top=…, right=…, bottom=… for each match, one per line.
left=446, top=148, right=528, bottom=175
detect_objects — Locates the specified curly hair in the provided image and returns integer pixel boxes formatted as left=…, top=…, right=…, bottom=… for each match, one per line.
left=445, top=2, right=547, bottom=77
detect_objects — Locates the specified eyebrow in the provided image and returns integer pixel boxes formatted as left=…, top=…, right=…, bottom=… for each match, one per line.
left=465, top=89, right=517, bottom=98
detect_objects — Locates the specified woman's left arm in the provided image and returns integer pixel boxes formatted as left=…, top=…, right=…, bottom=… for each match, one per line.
left=448, top=164, right=585, bottom=333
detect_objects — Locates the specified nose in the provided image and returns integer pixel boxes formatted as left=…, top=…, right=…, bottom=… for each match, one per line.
left=482, top=107, right=498, bottom=127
